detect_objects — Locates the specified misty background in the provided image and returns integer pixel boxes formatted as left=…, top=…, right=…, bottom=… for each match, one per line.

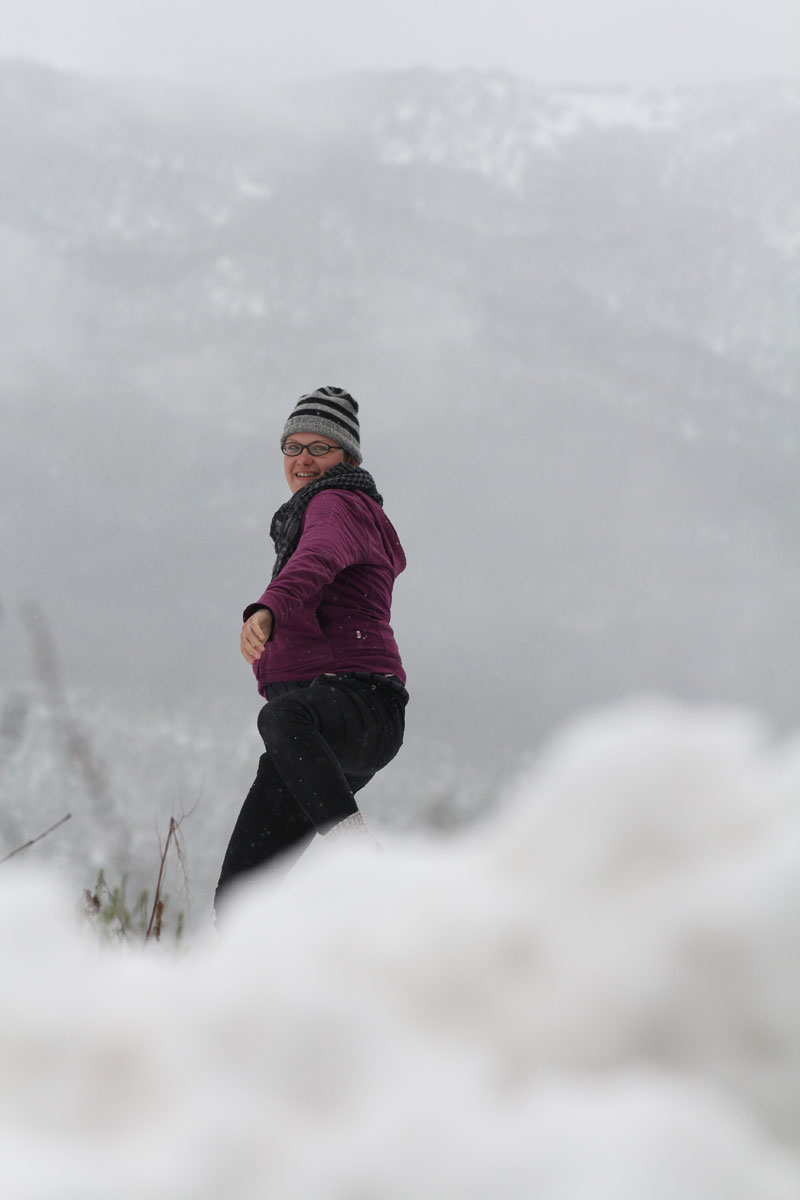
left=1, top=6, right=798, bottom=914
left=3, top=0, right=800, bottom=88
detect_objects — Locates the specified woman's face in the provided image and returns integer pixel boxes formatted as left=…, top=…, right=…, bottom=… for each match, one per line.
left=283, top=431, right=346, bottom=494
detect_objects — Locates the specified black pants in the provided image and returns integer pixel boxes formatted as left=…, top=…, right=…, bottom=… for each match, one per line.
left=215, top=674, right=407, bottom=902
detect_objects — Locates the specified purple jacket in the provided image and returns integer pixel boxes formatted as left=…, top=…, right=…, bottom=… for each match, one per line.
left=245, top=489, right=406, bottom=694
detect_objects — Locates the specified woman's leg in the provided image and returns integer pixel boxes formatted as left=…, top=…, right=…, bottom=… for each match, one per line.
left=215, top=677, right=405, bottom=908
left=257, top=676, right=405, bottom=831
left=215, top=752, right=315, bottom=903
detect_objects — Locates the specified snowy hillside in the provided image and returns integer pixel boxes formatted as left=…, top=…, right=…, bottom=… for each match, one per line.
left=2, top=63, right=798, bottom=393
left=3, top=701, right=800, bottom=1198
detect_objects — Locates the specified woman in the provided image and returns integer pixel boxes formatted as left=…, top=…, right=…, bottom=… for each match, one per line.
left=215, top=386, right=408, bottom=902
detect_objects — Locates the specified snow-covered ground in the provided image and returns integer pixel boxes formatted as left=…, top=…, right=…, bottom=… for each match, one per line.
left=2, top=698, right=800, bottom=1199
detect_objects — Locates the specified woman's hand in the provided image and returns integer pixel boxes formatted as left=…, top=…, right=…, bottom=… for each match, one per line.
left=241, top=608, right=273, bottom=664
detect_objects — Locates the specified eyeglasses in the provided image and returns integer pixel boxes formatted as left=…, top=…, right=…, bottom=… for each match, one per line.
left=281, top=441, right=342, bottom=457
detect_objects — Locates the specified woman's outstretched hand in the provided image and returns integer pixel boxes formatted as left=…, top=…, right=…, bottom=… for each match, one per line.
left=241, top=608, right=273, bottom=664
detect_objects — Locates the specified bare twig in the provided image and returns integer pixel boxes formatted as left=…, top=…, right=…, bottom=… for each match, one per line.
left=146, top=816, right=179, bottom=941
left=0, top=813, right=72, bottom=865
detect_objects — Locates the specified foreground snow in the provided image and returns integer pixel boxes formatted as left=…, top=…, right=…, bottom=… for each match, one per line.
left=2, top=699, right=800, bottom=1199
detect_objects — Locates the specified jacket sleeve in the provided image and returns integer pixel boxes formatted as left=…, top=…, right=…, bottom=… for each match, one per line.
left=245, top=492, right=372, bottom=628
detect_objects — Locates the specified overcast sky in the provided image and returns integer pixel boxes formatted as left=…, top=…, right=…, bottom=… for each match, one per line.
left=2, top=0, right=798, bottom=93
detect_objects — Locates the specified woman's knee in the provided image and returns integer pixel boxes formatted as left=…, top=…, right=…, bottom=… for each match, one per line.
left=257, top=695, right=313, bottom=750
left=257, top=700, right=281, bottom=749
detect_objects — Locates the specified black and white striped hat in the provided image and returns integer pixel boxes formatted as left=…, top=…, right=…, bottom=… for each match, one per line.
left=281, top=386, right=362, bottom=463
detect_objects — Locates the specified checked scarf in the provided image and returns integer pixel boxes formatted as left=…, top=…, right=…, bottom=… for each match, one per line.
left=269, top=463, right=384, bottom=580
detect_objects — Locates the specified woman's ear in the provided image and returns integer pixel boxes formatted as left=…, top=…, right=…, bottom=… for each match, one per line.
left=345, top=455, right=359, bottom=466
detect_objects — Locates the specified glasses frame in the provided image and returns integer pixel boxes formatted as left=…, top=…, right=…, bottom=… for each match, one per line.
left=281, top=440, right=343, bottom=458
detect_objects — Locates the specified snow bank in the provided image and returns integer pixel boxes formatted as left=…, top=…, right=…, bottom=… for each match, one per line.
left=2, top=698, right=800, bottom=1199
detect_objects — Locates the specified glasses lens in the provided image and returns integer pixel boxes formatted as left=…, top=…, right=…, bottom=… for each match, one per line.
left=282, top=442, right=337, bottom=456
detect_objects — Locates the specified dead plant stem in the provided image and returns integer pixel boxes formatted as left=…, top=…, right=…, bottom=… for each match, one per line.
left=145, top=816, right=177, bottom=941
left=0, top=813, right=72, bottom=865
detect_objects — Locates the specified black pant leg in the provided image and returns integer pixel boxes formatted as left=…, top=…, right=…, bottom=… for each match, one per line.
left=215, top=677, right=406, bottom=907
left=215, top=751, right=315, bottom=903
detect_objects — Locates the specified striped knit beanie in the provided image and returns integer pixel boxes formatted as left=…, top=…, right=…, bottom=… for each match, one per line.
left=281, top=386, right=362, bottom=464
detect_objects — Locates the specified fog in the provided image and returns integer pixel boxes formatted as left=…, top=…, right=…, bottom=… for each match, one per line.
left=3, top=0, right=800, bottom=90
left=1, top=57, right=799, bottom=914
left=1, top=44, right=799, bottom=1198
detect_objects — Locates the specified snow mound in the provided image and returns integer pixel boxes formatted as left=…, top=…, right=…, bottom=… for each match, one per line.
left=2, top=698, right=800, bottom=1199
